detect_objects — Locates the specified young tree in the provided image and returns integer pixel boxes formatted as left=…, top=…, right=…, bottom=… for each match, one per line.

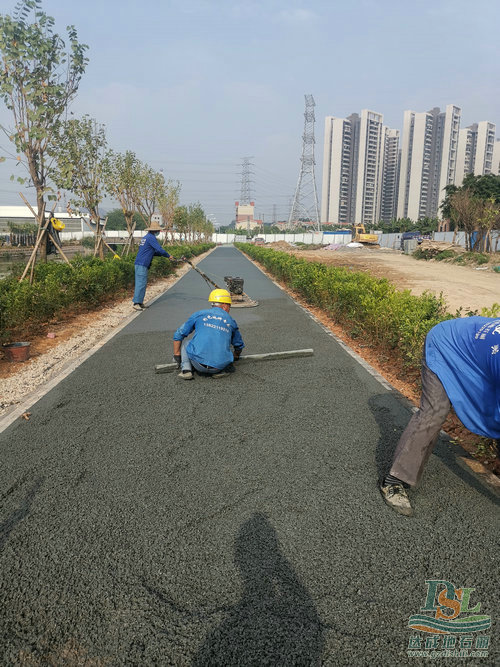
left=449, top=189, right=482, bottom=251
left=476, top=197, right=500, bottom=253
left=157, top=179, right=181, bottom=242
left=103, top=150, right=142, bottom=251
left=187, top=203, right=206, bottom=242
left=52, top=115, right=107, bottom=257
left=173, top=205, right=188, bottom=242
left=133, top=165, right=165, bottom=227
left=0, top=0, right=88, bottom=263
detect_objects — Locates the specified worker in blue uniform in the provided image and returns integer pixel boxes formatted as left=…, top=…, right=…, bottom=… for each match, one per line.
left=133, top=221, right=177, bottom=310
left=380, top=317, right=500, bottom=516
left=173, top=289, right=245, bottom=380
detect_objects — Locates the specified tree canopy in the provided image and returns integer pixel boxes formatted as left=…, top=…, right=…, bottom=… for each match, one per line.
left=0, top=0, right=88, bottom=264
left=105, top=208, right=145, bottom=231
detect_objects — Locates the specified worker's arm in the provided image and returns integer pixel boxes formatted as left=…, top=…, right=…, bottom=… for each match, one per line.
left=231, top=326, right=245, bottom=360
left=173, top=314, right=197, bottom=364
left=149, top=234, right=172, bottom=259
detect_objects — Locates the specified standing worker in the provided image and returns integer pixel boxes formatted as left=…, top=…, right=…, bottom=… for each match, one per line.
left=380, top=316, right=500, bottom=516
left=133, top=221, right=177, bottom=310
left=173, top=289, right=245, bottom=380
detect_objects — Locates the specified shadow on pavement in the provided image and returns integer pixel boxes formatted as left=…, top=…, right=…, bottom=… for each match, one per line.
left=370, top=393, right=499, bottom=506
left=193, top=512, right=325, bottom=665
left=0, top=477, right=44, bottom=551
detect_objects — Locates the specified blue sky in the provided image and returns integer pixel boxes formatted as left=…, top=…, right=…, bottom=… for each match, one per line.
left=0, top=0, right=499, bottom=225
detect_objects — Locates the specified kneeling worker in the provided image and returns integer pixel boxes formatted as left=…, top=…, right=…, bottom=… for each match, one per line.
left=173, top=288, right=245, bottom=380
left=380, top=316, right=500, bottom=516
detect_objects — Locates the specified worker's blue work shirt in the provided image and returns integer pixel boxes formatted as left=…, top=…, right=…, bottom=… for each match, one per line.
left=425, top=317, right=500, bottom=438
left=173, top=306, right=245, bottom=370
left=135, top=232, right=171, bottom=268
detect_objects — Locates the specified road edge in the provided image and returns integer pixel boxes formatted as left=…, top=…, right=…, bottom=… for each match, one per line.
left=240, top=246, right=500, bottom=498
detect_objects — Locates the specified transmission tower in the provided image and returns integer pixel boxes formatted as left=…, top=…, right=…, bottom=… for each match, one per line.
left=239, top=156, right=254, bottom=205
left=288, top=95, right=320, bottom=230
left=236, top=156, right=255, bottom=235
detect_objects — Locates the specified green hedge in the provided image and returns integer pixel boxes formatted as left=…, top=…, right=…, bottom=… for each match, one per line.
left=236, top=243, right=450, bottom=369
left=0, top=243, right=214, bottom=343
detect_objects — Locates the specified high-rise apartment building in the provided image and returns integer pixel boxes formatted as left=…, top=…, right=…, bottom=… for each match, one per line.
left=321, top=109, right=395, bottom=226
left=455, top=121, right=496, bottom=185
left=397, top=105, right=461, bottom=220
left=492, top=140, right=500, bottom=176
left=380, top=128, right=400, bottom=222
left=321, top=114, right=357, bottom=225
left=354, top=110, right=385, bottom=226
left=436, top=105, right=461, bottom=212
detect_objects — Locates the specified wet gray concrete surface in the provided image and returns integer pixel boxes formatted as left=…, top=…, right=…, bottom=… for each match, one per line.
left=0, top=246, right=498, bottom=665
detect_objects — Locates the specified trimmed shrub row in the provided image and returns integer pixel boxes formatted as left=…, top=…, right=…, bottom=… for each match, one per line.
left=236, top=243, right=449, bottom=370
left=0, top=243, right=214, bottom=343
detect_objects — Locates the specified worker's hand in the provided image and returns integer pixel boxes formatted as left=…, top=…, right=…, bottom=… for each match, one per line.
left=170, top=256, right=180, bottom=262
left=173, top=354, right=181, bottom=369
left=233, top=349, right=242, bottom=361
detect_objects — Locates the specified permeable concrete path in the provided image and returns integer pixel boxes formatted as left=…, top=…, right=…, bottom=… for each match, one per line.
left=1, top=246, right=498, bottom=665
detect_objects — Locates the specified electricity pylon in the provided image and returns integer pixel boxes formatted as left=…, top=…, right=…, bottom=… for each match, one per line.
left=239, top=156, right=254, bottom=205
left=288, top=95, right=320, bottom=231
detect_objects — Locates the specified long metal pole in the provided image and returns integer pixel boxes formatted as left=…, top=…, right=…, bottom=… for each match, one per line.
left=155, top=348, right=314, bottom=374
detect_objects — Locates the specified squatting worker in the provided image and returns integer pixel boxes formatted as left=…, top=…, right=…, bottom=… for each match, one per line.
left=133, top=221, right=177, bottom=311
left=380, top=316, right=500, bottom=517
left=173, top=289, right=245, bottom=380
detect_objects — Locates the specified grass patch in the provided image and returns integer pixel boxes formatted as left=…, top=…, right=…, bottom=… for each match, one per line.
left=453, top=251, right=489, bottom=265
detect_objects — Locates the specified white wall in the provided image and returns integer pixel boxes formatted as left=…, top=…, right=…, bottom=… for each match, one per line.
left=58, top=229, right=499, bottom=251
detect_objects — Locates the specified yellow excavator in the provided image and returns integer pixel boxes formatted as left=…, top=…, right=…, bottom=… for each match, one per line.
left=352, top=224, right=379, bottom=246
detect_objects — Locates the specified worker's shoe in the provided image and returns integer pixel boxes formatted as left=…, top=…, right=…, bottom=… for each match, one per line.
left=178, top=370, right=193, bottom=380
left=379, top=482, right=413, bottom=517
left=211, top=371, right=229, bottom=378
left=133, top=303, right=143, bottom=311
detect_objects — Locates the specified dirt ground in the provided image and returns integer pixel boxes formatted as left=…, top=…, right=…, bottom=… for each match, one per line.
left=1, top=244, right=499, bottom=476
left=280, top=244, right=500, bottom=315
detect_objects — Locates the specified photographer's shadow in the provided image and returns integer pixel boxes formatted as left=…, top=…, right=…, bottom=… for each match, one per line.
left=193, top=512, right=325, bottom=665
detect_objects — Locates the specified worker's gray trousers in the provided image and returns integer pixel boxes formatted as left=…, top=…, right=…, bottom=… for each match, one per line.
left=389, top=359, right=451, bottom=488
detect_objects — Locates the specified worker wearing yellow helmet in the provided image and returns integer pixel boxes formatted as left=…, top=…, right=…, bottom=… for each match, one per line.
left=172, top=288, right=245, bottom=380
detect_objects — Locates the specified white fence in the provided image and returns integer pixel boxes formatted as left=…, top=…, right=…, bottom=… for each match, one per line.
left=58, top=229, right=500, bottom=250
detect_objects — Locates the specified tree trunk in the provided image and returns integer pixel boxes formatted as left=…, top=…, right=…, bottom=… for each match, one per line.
left=36, top=189, right=48, bottom=263
left=91, top=212, right=105, bottom=259
left=125, top=212, right=135, bottom=249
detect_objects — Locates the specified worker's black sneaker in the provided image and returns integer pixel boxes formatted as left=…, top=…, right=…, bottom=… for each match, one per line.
left=178, top=370, right=193, bottom=380
left=379, top=482, right=413, bottom=516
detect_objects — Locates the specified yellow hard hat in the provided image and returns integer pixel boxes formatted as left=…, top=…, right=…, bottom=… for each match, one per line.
left=208, top=288, right=232, bottom=304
